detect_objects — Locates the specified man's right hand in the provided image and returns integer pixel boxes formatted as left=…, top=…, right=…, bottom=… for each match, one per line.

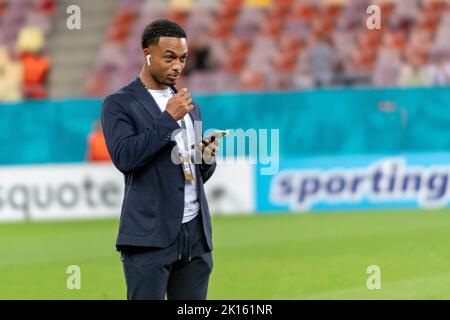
left=166, top=88, right=193, bottom=121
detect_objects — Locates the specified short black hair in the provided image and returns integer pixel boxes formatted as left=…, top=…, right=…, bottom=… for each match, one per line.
left=141, top=19, right=187, bottom=49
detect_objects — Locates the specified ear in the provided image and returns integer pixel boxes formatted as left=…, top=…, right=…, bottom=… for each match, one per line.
left=143, top=48, right=151, bottom=66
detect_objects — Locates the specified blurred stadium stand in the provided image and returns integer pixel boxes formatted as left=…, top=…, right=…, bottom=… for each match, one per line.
left=84, top=0, right=450, bottom=96
left=1, top=0, right=450, bottom=101
left=46, top=0, right=116, bottom=98
left=0, top=0, right=55, bottom=101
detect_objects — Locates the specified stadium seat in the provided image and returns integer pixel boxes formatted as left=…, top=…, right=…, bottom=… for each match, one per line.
left=70, top=0, right=450, bottom=97
left=192, top=0, right=220, bottom=10
left=239, top=68, right=267, bottom=91
left=233, top=7, right=266, bottom=39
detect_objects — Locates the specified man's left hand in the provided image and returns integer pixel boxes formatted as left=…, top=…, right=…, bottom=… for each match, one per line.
left=201, top=138, right=220, bottom=164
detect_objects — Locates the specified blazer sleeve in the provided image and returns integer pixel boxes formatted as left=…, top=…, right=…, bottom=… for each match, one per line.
left=200, top=162, right=216, bottom=183
left=101, top=94, right=180, bottom=174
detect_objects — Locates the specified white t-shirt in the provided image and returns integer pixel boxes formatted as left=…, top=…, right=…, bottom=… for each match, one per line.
left=148, top=88, right=199, bottom=224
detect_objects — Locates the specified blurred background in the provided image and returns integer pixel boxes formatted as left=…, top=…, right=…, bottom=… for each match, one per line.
left=1, top=0, right=450, bottom=300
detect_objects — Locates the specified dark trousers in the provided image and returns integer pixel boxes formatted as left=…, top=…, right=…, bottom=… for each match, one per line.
left=120, top=214, right=213, bottom=300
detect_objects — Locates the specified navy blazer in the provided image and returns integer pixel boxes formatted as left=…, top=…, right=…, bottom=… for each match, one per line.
left=101, top=77, right=216, bottom=251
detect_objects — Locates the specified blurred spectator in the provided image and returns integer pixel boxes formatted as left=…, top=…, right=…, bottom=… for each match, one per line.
left=16, top=27, right=50, bottom=99
left=16, top=26, right=45, bottom=51
left=426, top=53, right=450, bottom=86
left=0, top=46, right=23, bottom=102
left=86, top=120, right=111, bottom=162
left=398, top=51, right=430, bottom=87
left=306, top=33, right=337, bottom=87
left=21, top=51, right=50, bottom=99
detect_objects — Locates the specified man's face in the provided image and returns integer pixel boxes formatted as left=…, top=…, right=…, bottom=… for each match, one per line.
left=145, top=37, right=188, bottom=87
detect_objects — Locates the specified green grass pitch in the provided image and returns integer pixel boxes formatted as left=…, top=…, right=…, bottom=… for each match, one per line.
left=1, top=209, right=450, bottom=299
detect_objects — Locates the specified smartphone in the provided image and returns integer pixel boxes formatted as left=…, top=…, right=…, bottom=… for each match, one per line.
left=190, top=130, right=229, bottom=149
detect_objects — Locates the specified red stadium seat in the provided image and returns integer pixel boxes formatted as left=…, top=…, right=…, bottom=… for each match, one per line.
left=75, top=0, right=450, bottom=96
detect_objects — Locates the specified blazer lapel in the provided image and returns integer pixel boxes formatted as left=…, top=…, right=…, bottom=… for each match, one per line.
left=127, top=78, right=200, bottom=134
left=127, top=77, right=162, bottom=119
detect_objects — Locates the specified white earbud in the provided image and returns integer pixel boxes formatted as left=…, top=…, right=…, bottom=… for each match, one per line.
left=146, top=54, right=151, bottom=66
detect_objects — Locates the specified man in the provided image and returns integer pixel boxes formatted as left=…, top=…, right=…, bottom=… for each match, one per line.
left=307, top=33, right=336, bottom=88
left=86, top=120, right=111, bottom=162
left=101, top=19, right=219, bottom=300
